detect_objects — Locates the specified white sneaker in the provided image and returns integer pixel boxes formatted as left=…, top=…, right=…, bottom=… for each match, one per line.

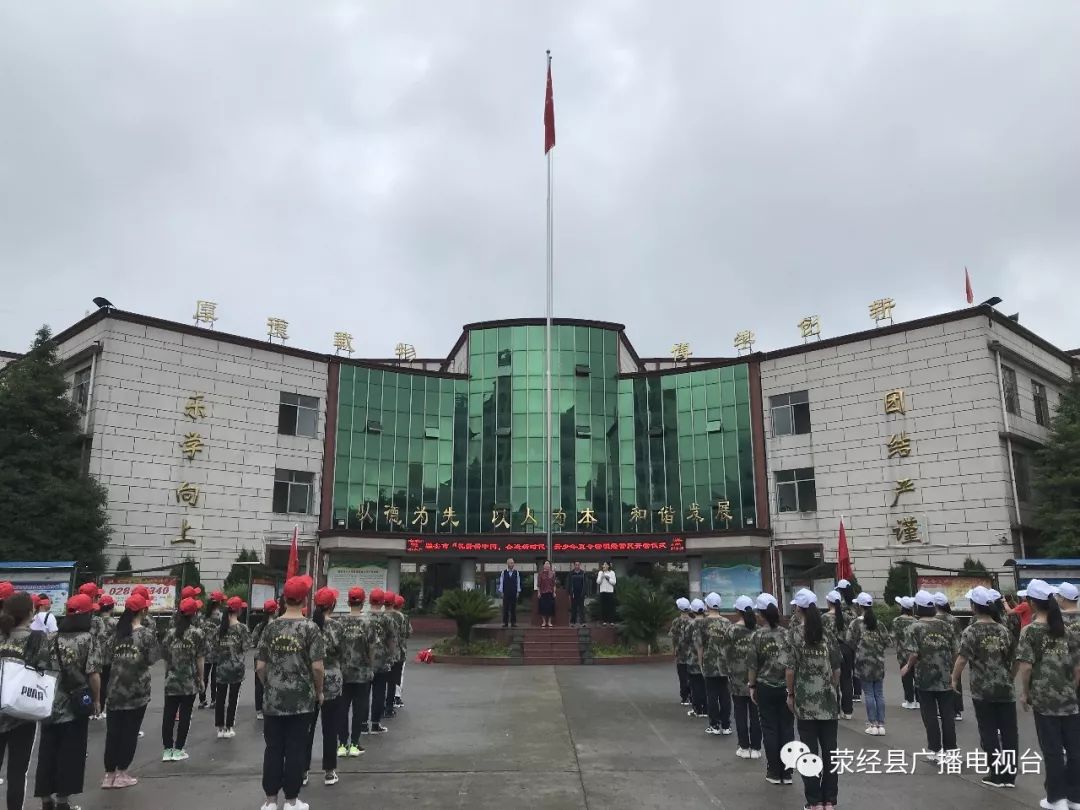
left=174, top=749, right=190, bottom=760
left=284, top=801, right=309, bottom=810
left=901, top=701, right=912, bottom=709
left=260, top=803, right=278, bottom=810
left=841, top=712, right=853, bottom=720
left=750, top=749, right=761, bottom=759
left=736, top=747, right=750, bottom=758
left=865, top=724, right=876, bottom=735
left=705, top=726, right=720, bottom=735
left=1067, top=801, right=1080, bottom=810
left=217, top=729, right=227, bottom=739
left=877, top=725, right=886, bottom=736
left=163, top=749, right=174, bottom=761
left=913, top=701, right=921, bottom=709
left=325, top=770, right=339, bottom=786
left=301, top=772, right=309, bottom=787
left=1040, top=799, right=1068, bottom=810
left=721, top=727, right=732, bottom=736
left=225, top=728, right=237, bottom=738
left=256, top=711, right=264, bottom=720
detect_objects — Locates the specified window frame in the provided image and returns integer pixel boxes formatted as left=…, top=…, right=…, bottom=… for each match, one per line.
left=769, top=390, right=811, bottom=437
left=1001, top=366, right=1019, bottom=416
left=273, top=469, right=315, bottom=514
left=72, top=366, right=92, bottom=414
left=278, top=392, right=320, bottom=438
left=1011, top=451, right=1031, bottom=503
left=1032, top=380, right=1050, bottom=427
left=775, top=467, right=817, bottom=513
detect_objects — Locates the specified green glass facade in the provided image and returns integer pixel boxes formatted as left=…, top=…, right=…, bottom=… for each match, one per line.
left=332, top=323, right=757, bottom=537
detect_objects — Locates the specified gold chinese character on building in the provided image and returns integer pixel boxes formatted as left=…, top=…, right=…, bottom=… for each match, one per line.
left=670, top=342, right=692, bottom=363
left=440, top=506, right=459, bottom=528
left=797, top=316, right=821, bottom=341
left=733, top=330, right=755, bottom=353
left=355, top=502, right=374, bottom=526
left=394, top=343, right=417, bottom=361
left=869, top=298, right=896, bottom=324
left=892, top=478, right=916, bottom=507
left=266, top=317, right=289, bottom=341
left=628, top=506, right=648, bottom=525
left=884, top=389, right=906, bottom=415
left=685, top=503, right=705, bottom=525
left=491, top=508, right=510, bottom=529
left=894, top=516, right=921, bottom=544
left=179, top=432, right=205, bottom=461
left=522, top=506, right=539, bottom=528
left=172, top=519, right=195, bottom=545
left=333, top=332, right=354, bottom=355
left=193, top=300, right=218, bottom=327
left=183, top=394, right=207, bottom=421
left=383, top=504, right=403, bottom=527
left=714, top=498, right=733, bottom=523
left=411, top=505, right=429, bottom=527
left=886, top=431, right=912, bottom=458
left=577, top=508, right=598, bottom=526
left=551, top=508, right=567, bottom=529
left=657, top=505, right=675, bottom=525
left=175, top=482, right=200, bottom=507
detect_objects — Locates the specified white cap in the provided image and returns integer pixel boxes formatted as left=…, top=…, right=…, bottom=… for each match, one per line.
left=1017, top=589, right=1027, bottom=598
left=855, top=592, right=873, bottom=607
left=836, top=579, right=851, bottom=589
left=1025, top=579, right=1056, bottom=601
left=966, top=586, right=993, bottom=607
left=733, top=595, right=755, bottom=611
left=756, top=593, right=778, bottom=610
left=791, top=588, right=818, bottom=609
left=914, top=590, right=936, bottom=608
left=1058, top=582, right=1080, bottom=602
left=705, top=592, right=723, bottom=610
left=676, top=597, right=691, bottom=611
left=986, top=588, right=1002, bottom=602
left=690, top=598, right=706, bottom=613
left=932, top=592, right=949, bottom=607
left=896, top=596, right=915, bottom=610
left=825, top=590, right=842, bottom=604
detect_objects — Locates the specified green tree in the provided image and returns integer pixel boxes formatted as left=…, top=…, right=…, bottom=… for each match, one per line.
left=115, top=555, right=133, bottom=574
left=0, top=326, right=110, bottom=572
left=1033, top=379, right=1080, bottom=556
left=170, top=555, right=202, bottom=590
left=961, top=557, right=988, bottom=575
left=883, top=562, right=917, bottom=605
left=617, top=577, right=677, bottom=650
left=222, top=548, right=267, bottom=599
left=435, top=589, right=496, bottom=642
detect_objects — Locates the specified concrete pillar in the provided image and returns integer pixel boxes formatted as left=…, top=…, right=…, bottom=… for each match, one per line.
left=386, top=557, right=401, bottom=593
left=461, top=558, right=477, bottom=590
left=688, top=557, right=703, bottom=599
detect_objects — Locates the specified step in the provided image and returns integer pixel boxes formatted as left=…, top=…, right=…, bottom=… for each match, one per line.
left=522, top=630, right=581, bottom=639
left=523, top=641, right=582, bottom=652
left=520, top=656, right=582, bottom=665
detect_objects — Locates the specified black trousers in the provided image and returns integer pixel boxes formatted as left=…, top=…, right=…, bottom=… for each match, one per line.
left=688, top=671, right=707, bottom=715
left=1, top=721, right=36, bottom=810
left=35, top=717, right=89, bottom=799
left=263, top=713, right=313, bottom=801
left=341, top=681, right=371, bottom=744
left=897, top=661, right=915, bottom=704
left=757, top=685, right=794, bottom=779
left=385, top=662, right=405, bottom=710
left=676, top=663, right=690, bottom=702
left=600, top=592, right=616, bottom=623
left=371, top=671, right=389, bottom=724
left=254, top=657, right=264, bottom=712
left=1034, top=711, right=1080, bottom=804
left=502, top=594, right=518, bottom=626
left=954, top=680, right=965, bottom=714
left=104, top=705, right=147, bottom=772
left=704, top=675, right=732, bottom=729
left=838, top=644, right=855, bottom=714
left=215, top=682, right=242, bottom=727
left=918, top=689, right=956, bottom=751
left=797, top=719, right=839, bottom=806
left=100, top=666, right=111, bottom=708
left=973, top=699, right=1018, bottom=785
left=306, top=696, right=345, bottom=772
left=162, top=694, right=196, bottom=749
left=732, top=694, right=762, bottom=750
left=200, top=662, right=216, bottom=703
left=570, top=590, right=586, bottom=624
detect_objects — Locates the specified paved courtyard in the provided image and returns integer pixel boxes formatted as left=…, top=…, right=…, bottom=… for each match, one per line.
left=44, top=641, right=1046, bottom=809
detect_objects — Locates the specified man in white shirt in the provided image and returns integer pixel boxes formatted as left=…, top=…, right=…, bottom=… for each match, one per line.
left=30, top=593, right=58, bottom=633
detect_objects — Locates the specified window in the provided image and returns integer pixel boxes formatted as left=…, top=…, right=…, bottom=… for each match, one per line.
left=770, top=391, right=811, bottom=436
left=1012, top=452, right=1031, bottom=502
left=1001, top=366, right=1019, bottom=415
left=278, top=392, right=319, bottom=437
left=775, top=468, right=817, bottom=513
left=72, top=367, right=91, bottom=413
left=1032, top=381, right=1050, bottom=427
left=273, top=469, right=314, bottom=514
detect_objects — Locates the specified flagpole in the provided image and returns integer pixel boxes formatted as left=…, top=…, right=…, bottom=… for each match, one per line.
left=544, top=49, right=554, bottom=565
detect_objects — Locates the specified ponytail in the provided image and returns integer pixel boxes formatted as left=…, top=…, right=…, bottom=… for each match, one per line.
left=742, top=607, right=756, bottom=630
left=115, top=608, right=136, bottom=640
left=313, top=605, right=327, bottom=630
left=218, top=609, right=231, bottom=639
left=831, top=602, right=846, bottom=633
left=1033, top=597, right=1066, bottom=638
left=803, top=604, right=823, bottom=646
left=763, top=603, right=780, bottom=629
left=173, top=611, right=192, bottom=641
left=863, top=605, right=878, bottom=632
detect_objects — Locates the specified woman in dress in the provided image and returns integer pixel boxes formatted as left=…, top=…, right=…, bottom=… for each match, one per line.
left=537, top=561, right=556, bottom=629
left=214, top=596, right=250, bottom=739
left=161, top=596, right=205, bottom=762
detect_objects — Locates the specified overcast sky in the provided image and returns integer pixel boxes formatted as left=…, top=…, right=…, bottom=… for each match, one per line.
left=2, top=2, right=1078, bottom=359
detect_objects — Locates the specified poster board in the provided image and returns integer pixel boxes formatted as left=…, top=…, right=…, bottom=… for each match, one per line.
left=326, top=562, right=387, bottom=613
left=251, top=578, right=277, bottom=609
left=4, top=571, right=74, bottom=616
left=101, top=576, right=177, bottom=614
left=917, top=575, right=992, bottom=611
left=701, top=558, right=763, bottom=608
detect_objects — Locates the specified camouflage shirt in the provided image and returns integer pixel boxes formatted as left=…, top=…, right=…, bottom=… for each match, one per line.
left=846, top=617, right=890, bottom=682
left=202, top=611, right=223, bottom=662
left=0, top=627, right=54, bottom=733
left=901, top=618, right=957, bottom=692
left=748, top=625, right=790, bottom=689
left=162, top=626, right=206, bottom=697
left=959, top=620, right=1015, bottom=702
left=337, top=614, right=375, bottom=684
left=1016, top=621, right=1080, bottom=716
left=105, top=625, right=162, bottom=710
left=368, top=612, right=393, bottom=673
left=724, top=621, right=755, bottom=696
left=787, top=626, right=841, bottom=721
left=840, top=604, right=860, bottom=647
left=377, top=610, right=400, bottom=671
left=320, top=619, right=343, bottom=701
left=701, top=616, right=731, bottom=678
left=686, top=618, right=706, bottom=674
left=50, top=630, right=103, bottom=724
left=257, top=618, right=325, bottom=716
left=89, top=614, right=105, bottom=640
left=388, top=610, right=412, bottom=660
left=892, top=615, right=917, bottom=665
left=213, top=623, right=250, bottom=684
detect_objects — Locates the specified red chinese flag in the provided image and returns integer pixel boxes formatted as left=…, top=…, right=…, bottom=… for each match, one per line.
left=544, top=59, right=556, bottom=154
left=837, top=519, right=853, bottom=582
left=286, top=526, right=299, bottom=580
left=965, top=267, right=974, bottom=305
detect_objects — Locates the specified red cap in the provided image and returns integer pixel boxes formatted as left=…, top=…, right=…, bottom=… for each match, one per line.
left=283, top=576, right=313, bottom=602
left=37, top=596, right=51, bottom=608
left=125, top=594, right=149, bottom=613
left=347, top=587, right=366, bottom=605
left=78, top=582, right=99, bottom=598
left=263, top=599, right=279, bottom=613
left=314, top=587, right=338, bottom=609
left=394, top=595, right=405, bottom=609
left=210, top=591, right=226, bottom=602
left=30, top=594, right=39, bottom=608
left=369, top=588, right=385, bottom=605
left=226, top=596, right=245, bottom=613
left=195, top=599, right=204, bottom=611
left=180, top=586, right=197, bottom=599
left=132, top=585, right=151, bottom=601
left=65, top=594, right=95, bottom=615
left=98, top=594, right=115, bottom=608
left=178, top=597, right=199, bottom=616
left=0, top=582, right=13, bottom=600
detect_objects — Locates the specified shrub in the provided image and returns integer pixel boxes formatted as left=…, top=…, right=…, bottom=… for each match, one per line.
left=170, top=555, right=201, bottom=589
left=961, top=557, right=988, bottom=574
left=435, top=588, right=497, bottom=642
left=883, top=563, right=917, bottom=606
left=115, top=555, right=133, bottom=573
left=399, top=574, right=422, bottom=610
left=617, top=577, right=677, bottom=649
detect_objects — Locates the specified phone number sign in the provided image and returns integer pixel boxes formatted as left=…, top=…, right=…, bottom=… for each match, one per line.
left=405, top=537, right=686, bottom=554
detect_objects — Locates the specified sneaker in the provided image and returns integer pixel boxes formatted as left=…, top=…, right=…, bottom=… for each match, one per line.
left=163, top=748, right=174, bottom=761
left=370, top=723, right=389, bottom=734
left=256, top=711, right=264, bottom=720
left=348, top=744, right=364, bottom=757
left=750, top=750, right=761, bottom=759
left=217, top=728, right=226, bottom=739
left=706, top=726, right=721, bottom=735
left=114, top=772, right=138, bottom=788
left=687, top=709, right=697, bottom=717
left=877, top=725, right=886, bottom=736
left=696, top=713, right=709, bottom=718
left=955, top=713, right=963, bottom=722
left=913, top=701, right=921, bottom=709
left=1040, top=800, right=1068, bottom=810
left=1000, top=782, right=1016, bottom=789
left=840, top=713, right=853, bottom=720
left=225, top=728, right=237, bottom=738
left=680, top=700, right=691, bottom=706
left=736, top=747, right=750, bottom=758
left=260, top=804, right=278, bottom=810
left=337, top=744, right=348, bottom=757
left=782, top=777, right=794, bottom=785
left=394, top=697, right=404, bottom=707
left=138, top=730, right=144, bottom=738
left=302, top=772, right=309, bottom=787
left=981, top=777, right=1000, bottom=788
left=173, top=749, right=189, bottom=761
left=284, top=801, right=309, bottom=810
left=901, top=701, right=912, bottom=709
left=765, top=775, right=783, bottom=785
left=853, top=696, right=862, bottom=703
left=359, top=723, right=371, bottom=735
left=924, top=750, right=939, bottom=762
left=721, top=727, right=732, bottom=736
left=825, top=803, right=836, bottom=810
left=325, top=770, right=339, bottom=786
left=101, top=773, right=117, bottom=789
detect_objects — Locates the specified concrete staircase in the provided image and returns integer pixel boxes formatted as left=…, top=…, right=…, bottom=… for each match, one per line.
left=516, top=626, right=590, bottom=665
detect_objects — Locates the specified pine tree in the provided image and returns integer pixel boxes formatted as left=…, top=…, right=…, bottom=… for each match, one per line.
left=115, top=554, right=133, bottom=573
left=0, top=326, right=110, bottom=572
left=1034, top=378, right=1080, bottom=556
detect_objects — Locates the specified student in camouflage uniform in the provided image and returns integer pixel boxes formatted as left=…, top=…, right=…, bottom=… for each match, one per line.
left=33, top=593, right=103, bottom=810
left=252, top=598, right=279, bottom=719
left=385, top=593, right=411, bottom=714
left=95, top=593, right=117, bottom=717
left=701, top=593, right=733, bottom=735
left=892, top=596, right=918, bottom=709
left=847, top=592, right=891, bottom=735
left=952, top=586, right=1018, bottom=788
left=837, top=579, right=862, bottom=703
left=900, top=590, right=958, bottom=757
left=103, top=593, right=162, bottom=789
left=671, top=598, right=692, bottom=705
left=686, top=599, right=709, bottom=718
left=368, top=588, right=397, bottom=733
left=338, top=587, right=375, bottom=751
left=786, top=589, right=842, bottom=809
left=160, top=596, right=205, bottom=762
left=391, top=593, right=412, bottom=708
left=826, top=590, right=853, bottom=720
left=256, top=575, right=325, bottom=810
left=934, top=592, right=965, bottom=721
left=1016, top=579, right=1080, bottom=809
left=725, top=595, right=761, bottom=757
left=306, top=587, right=345, bottom=786
left=381, top=591, right=401, bottom=719
left=748, top=593, right=794, bottom=785
left=200, top=591, right=225, bottom=709
left=215, top=596, right=251, bottom=737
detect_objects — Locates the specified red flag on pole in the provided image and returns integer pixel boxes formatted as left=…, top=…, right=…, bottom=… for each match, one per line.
left=837, top=519, right=853, bottom=582
left=965, top=267, right=974, bottom=305
left=544, top=52, right=555, bottom=154
left=286, top=525, right=299, bottom=580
